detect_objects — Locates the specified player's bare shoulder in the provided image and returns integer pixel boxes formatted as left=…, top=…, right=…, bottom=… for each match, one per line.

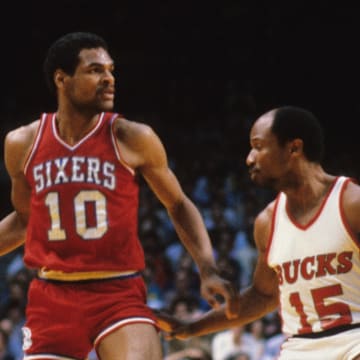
left=113, top=116, right=156, bottom=144
left=5, top=120, right=40, bottom=150
left=112, top=116, right=166, bottom=169
left=5, top=120, right=41, bottom=176
left=341, top=177, right=360, bottom=234
left=253, top=199, right=277, bottom=252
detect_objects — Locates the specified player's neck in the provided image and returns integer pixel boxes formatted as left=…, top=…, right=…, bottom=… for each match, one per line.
left=55, top=110, right=100, bottom=145
left=285, top=171, right=335, bottom=220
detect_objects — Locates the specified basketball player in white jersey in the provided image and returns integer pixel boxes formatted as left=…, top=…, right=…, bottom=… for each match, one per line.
left=156, top=106, right=360, bottom=360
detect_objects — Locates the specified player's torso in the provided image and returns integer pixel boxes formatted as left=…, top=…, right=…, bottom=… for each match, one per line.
left=267, top=176, right=360, bottom=336
left=23, top=112, right=145, bottom=273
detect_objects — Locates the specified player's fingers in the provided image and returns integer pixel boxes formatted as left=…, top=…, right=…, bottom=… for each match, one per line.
left=205, top=288, right=226, bottom=307
left=203, top=290, right=222, bottom=309
left=225, top=300, right=240, bottom=319
left=170, top=329, right=191, bottom=340
left=156, top=317, right=174, bottom=333
left=220, top=283, right=240, bottom=319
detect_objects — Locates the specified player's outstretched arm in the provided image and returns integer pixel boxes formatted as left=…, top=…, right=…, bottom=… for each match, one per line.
left=140, top=129, right=240, bottom=318
left=156, top=282, right=278, bottom=339
left=114, top=118, right=239, bottom=318
left=155, top=205, right=280, bottom=339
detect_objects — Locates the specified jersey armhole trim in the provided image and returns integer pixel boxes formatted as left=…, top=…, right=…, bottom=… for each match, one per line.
left=23, top=113, right=47, bottom=175
left=110, top=115, right=135, bottom=176
left=339, top=177, right=360, bottom=249
left=266, top=193, right=282, bottom=265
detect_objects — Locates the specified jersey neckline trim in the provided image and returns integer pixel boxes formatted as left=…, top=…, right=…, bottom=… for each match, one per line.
left=52, top=112, right=105, bottom=151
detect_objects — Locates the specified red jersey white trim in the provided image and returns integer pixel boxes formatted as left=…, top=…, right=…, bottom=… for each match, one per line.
left=23, top=112, right=145, bottom=273
left=110, top=115, right=135, bottom=176
left=51, top=113, right=105, bottom=151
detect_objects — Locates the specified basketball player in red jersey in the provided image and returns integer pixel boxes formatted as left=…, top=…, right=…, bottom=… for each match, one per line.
left=0, top=32, right=238, bottom=359
left=157, top=107, right=360, bottom=359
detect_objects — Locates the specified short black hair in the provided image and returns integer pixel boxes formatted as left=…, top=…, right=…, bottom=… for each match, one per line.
left=271, top=106, right=325, bottom=163
left=43, top=32, right=109, bottom=94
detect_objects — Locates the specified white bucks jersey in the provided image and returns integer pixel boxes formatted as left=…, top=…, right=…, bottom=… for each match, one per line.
left=267, top=176, right=360, bottom=336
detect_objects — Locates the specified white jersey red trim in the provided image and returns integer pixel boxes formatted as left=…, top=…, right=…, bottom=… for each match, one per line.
left=267, top=176, right=360, bottom=336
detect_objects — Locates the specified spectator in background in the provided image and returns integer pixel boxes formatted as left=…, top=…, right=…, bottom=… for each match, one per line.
left=0, top=328, right=14, bottom=360
left=211, top=324, right=262, bottom=360
left=225, top=353, right=250, bottom=360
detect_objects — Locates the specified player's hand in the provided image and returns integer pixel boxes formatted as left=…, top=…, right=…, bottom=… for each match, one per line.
left=199, top=270, right=240, bottom=319
left=153, top=309, right=190, bottom=340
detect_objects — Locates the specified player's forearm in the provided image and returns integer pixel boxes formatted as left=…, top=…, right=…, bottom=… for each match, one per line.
left=187, top=287, right=278, bottom=337
left=0, top=211, right=26, bottom=256
left=167, top=197, right=216, bottom=272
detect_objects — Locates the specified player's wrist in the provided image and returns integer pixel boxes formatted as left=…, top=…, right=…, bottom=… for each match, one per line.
left=198, top=262, right=219, bottom=278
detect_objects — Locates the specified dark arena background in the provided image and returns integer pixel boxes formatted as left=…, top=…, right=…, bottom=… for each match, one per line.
left=0, top=2, right=359, bottom=359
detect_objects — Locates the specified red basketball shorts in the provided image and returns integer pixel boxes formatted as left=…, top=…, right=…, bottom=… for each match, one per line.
left=22, top=275, right=157, bottom=359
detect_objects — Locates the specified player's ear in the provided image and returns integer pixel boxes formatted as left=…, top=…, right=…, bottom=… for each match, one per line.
left=289, top=139, right=303, bottom=155
left=54, top=69, right=66, bottom=90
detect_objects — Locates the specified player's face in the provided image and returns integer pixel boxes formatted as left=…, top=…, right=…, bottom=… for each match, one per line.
left=64, top=47, right=115, bottom=112
left=246, top=112, right=291, bottom=190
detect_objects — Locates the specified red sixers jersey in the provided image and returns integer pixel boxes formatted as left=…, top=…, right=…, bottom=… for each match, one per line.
left=23, top=112, right=145, bottom=273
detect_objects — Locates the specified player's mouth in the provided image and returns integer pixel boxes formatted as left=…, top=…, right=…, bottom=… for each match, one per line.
left=248, top=167, right=258, bottom=179
left=98, top=87, right=115, bottom=100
